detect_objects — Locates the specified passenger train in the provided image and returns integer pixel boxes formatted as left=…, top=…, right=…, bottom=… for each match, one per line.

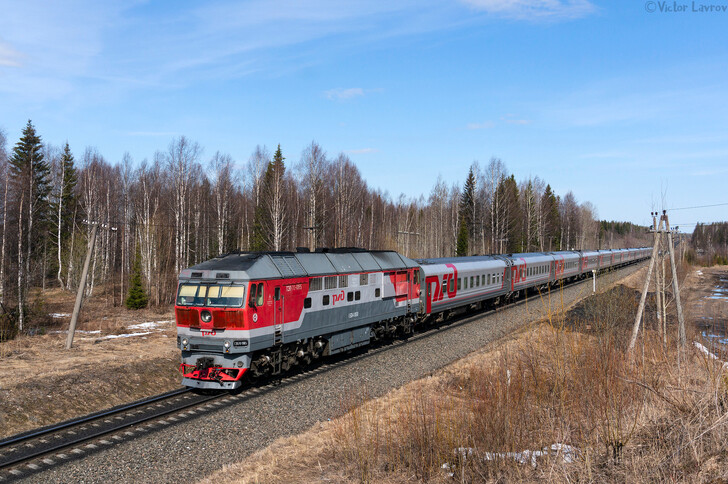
left=175, top=247, right=650, bottom=389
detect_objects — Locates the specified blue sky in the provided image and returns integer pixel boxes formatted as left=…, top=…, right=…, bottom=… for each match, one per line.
left=1, top=0, right=727, bottom=233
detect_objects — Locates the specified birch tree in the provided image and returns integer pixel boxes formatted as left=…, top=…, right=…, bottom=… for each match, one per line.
left=167, top=136, right=201, bottom=274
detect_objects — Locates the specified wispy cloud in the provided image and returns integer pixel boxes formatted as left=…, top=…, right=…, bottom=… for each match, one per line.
left=459, top=0, right=596, bottom=20
left=324, top=87, right=365, bottom=100
left=501, top=114, right=532, bottom=125
left=466, top=121, right=495, bottom=130
left=0, top=40, right=22, bottom=67
left=125, top=131, right=178, bottom=137
left=346, top=147, right=378, bottom=154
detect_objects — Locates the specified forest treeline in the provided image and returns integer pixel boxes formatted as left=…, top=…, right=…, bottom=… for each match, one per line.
left=687, top=222, right=728, bottom=265
left=0, top=120, right=650, bottom=330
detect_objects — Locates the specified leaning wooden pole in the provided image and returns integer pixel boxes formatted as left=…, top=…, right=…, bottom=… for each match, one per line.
left=664, top=212, right=686, bottom=347
left=66, top=223, right=99, bottom=350
left=628, top=213, right=663, bottom=352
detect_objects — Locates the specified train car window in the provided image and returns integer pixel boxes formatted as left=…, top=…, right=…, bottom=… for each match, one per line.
left=256, top=284, right=264, bottom=306
left=339, top=275, right=348, bottom=288
left=325, top=276, right=337, bottom=290
left=177, top=284, right=206, bottom=306
left=323, top=295, right=330, bottom=306
left=274, top=287, right=280, bottom=301
left=360, top=274, right=368, bottom=286
left=457, top=278, right=461, bottom=290
left=304, top=297, right=312, bottom=309
left=248, top=284, right=258, bottom=307
left=414, top=272, right=420, bottom=284
left=476, top=275, right=479, bottom=286
left=347, top=292, right=353, bottom=302
left=309, top=278, right=322, bottom=291
left=449, top=278, right=454, bottom=292
left=487, top=274, right=491, bottom=285
left=355, top=291, right=361, bottom=301
left=207, top=285, right=245, bottom=307
left=375, top=288, right=381, bottom=298
left=470, top=276, right=474, bottom=287
left=463, top=278, right=467, bottom=289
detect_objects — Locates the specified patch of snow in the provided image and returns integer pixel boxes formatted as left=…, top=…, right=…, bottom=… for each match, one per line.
left=97, top=332, right=153, bottom=340
left=693, top=342, right=728, bottom=370
left=49, top=313, right=70, bottom=318
left=696, top=270, right=703, bottom=276
left=127, top=320, right=173, bottom=331
left=446, top=444, right=579, bottom=471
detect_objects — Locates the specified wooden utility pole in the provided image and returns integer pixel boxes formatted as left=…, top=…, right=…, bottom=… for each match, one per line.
left=66, top=223, right=98, bottom=349
left=664, top=212, right=686, bottom=347
left=66, top=222, right=117, bottom=349
left=629, top=212, right=664, bottom=352
left=654, top=216, right=664, bottom=341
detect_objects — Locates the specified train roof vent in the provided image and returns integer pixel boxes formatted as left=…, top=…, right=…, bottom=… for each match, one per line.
left=271, top=255, right=306, bottom=277
left=215, top=272, right=230, bottom=279
left=191, top=271, right=203, bottom=278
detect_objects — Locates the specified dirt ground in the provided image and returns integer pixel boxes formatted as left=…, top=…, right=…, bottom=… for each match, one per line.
left=0, top=291, right=181, bottom=439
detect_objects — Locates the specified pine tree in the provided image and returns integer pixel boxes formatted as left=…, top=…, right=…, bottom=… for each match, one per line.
left=456, top=216, right=469, bottom=256
left=542, top=184, right=561, bottom=251
left=126, top=246, right=148, bottom=309
left=10, top=120, right=51, bottom=330
left=251, top=144, right=286, bottom=251
left=52, top=142, right=78, bottom=286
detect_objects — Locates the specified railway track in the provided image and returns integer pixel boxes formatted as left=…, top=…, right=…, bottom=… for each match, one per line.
left=0, top=388, right=220, bottom=480
left=0, top=263, right=644, bottom=482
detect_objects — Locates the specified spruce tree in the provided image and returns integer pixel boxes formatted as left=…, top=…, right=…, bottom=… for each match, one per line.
left=125, top=246, right=148, bottom=309
left=250, top=144, right=286, bottom=251
left=456, top=216, right=469, bottom=256
left=10, top=120, right=51, bottom=330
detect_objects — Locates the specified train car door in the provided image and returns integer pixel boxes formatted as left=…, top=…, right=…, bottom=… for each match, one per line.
left=273, top=285, right=283, bottom=345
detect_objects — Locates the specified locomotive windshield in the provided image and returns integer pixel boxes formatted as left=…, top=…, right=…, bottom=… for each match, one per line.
left=176, top=284, right=245, bottom=307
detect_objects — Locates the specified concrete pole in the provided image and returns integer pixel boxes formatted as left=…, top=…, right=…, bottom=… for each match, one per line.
left=66, top=223, right=98, bottom=350
left=592, top=269, right=596, bottom=293
left=629, top=214, right=664, bottom=352
left=664, top=213, right=686, bottom=347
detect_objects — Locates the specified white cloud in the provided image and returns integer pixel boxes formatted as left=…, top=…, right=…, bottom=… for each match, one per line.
left=346, top=147, right=378, bottom=154
left=324, top=87, right=365, bottom=100
left=466, top=121, right=495, bottom=130
left=501, top=114, right=532, bottom=125
left=459, top=0, right=596, bottom=20
left=0, top=40, right=22, bottom=67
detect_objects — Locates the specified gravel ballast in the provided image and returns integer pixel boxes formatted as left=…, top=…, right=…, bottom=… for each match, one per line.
left=16, top=265, right=644, bottom=484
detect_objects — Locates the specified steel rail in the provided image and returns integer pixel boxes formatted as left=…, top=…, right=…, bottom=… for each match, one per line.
left=0, top=388, right=221, bottom=474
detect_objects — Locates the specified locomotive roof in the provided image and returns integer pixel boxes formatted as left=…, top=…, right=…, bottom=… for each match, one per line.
left=416, top=254, right=500, bottom=265
left=178, top=249, right=419, bottom=282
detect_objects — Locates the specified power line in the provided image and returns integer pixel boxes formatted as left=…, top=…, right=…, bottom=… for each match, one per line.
left=668, top=202, right=728, bottom=211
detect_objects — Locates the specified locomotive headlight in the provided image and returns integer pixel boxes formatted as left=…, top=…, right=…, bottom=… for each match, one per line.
left=224, top=340, right=231, bottom=353
left=200, top=310, right=212, bottom=323
left=181, top=338, right=189, bottom=348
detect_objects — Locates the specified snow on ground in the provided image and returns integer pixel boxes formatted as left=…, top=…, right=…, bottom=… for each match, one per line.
left=96, top=332, right=154, bottom=340
left=49, top=313, right=70, bottom=318
left=441, top=443, right=579, bottom=475
left=127, top=320, right=173, bottom=330
left=694, top=341, right=728, bottom=369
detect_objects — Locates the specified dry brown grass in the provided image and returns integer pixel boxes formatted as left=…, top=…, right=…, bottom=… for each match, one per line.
left=201, top=277, right=728, bottom=484
left=0, top=284, right=180, bottom=438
